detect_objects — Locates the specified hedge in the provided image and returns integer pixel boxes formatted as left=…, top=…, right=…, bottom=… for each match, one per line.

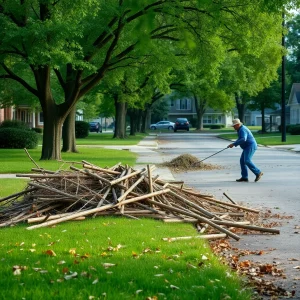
left=75, top=121, right=89, bottom=138
left=0, top=128, right=38, bottom=149
left=0, top=120, right=29, bottom=130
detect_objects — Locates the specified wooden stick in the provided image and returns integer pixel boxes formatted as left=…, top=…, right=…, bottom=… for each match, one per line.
left=24, top=148, right=42, bottom=170
left=168, top=190, right=221, bottom=220
left=26, top=203, right=117, bottom=230
left=212, top=220, right=280, bottom=234
left=16, top=174, right=88, bottom=178
left=28, top=215, right=85, bottom=223
left=70, top=166, right=112, bottom=184
left=147, top=165, right=154, bottom=202
left=26, top=189, right=170, bottom=230
left=0, top=187, right=37, bottom=203
left=199, top=195, right=259, bottom=213
left=146, top=199, right=240, bottom=241
left=31, top=168, right=56, bottom=174
left=109, top=168, right=146, bottom=186
left=117, top=175, right=145, bottom=202
left=163, top=218, right=198, bottom=223
left=116, top=189, right=171, bottom=206
left=223, top=192, right=237, bottom=205
left=162, top=234, right=227, bottom=242
left=83, top=164, right=121, bottom=175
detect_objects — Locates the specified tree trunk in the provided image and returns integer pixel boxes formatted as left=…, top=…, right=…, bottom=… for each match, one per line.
left=261, top=103, right=266, bottom=133
left=194, top=95, right=206, bottom=130
left=40, top=102, right=64, bottom=160
left=62, top=106, right=78, bottom=153
left=140, top=105, right=151, bottom=133
left=113, top=97, right=127, bottom=138
left=128, top=108, right=141, bottom=136
left=235, top=93, right=246, bottom=123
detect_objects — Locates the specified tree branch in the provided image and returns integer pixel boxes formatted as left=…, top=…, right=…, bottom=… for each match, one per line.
left=1, top=63, right=38, bottom=97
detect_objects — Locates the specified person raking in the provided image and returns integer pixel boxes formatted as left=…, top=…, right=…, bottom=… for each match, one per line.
left=228, top=118, right=263, bottom=182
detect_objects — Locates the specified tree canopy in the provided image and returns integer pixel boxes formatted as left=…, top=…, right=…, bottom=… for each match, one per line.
left=1, top=0, right=298, bottom=159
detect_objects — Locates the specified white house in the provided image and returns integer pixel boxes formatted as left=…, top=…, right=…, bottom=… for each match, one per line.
left=287, top=83, right=300, bottom=125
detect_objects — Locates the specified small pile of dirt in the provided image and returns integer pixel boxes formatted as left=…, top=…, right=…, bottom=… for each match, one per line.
left=161, top=154, right=223, bottom=172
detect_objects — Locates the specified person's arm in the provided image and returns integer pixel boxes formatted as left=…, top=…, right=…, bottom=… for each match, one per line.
left=228, top=127, right=248, bottom=148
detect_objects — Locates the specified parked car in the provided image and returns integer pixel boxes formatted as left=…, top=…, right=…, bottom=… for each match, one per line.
left=89, top=122, right=102, bottom=133
left=174, top=118, right=190, bottom=132
left=150, top=121, right=174, bottom=130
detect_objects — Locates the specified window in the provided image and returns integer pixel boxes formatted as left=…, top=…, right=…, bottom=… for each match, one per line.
left=203, top=115, right=212, bottom=124
left=175, top=99, right=191, bottom=110
left=38, top=112, right=44, bottom=125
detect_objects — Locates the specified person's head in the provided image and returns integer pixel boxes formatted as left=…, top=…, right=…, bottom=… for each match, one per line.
left=231, top=118, right=242, bottom=130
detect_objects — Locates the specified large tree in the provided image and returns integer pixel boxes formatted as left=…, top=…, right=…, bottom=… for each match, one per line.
left=1, top=0, right=297, bottom=159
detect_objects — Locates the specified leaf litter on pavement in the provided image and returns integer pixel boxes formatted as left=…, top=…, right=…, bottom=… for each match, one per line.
left=161, top=153, right=224, bottom=172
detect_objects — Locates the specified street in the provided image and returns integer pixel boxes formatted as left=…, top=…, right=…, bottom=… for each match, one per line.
left=136, top=132, right=300, bottom=298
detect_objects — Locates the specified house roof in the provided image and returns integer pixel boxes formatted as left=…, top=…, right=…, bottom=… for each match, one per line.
left=270, top=105, right=290, bottom=116
left=288, top=83, right=300, bottom=105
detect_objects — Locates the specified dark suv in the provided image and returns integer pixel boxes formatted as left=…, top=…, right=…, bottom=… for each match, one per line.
left=174, top=118, right=190, bottom=132
left=89, top=122, right=102, bottom=133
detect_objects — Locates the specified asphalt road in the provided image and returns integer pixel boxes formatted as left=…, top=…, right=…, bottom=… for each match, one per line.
left=137, top=132, right=300, bottom=299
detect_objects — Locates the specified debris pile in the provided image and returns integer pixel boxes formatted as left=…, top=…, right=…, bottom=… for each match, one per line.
left=0, top=161, right=279, bottom=240
left=161, top=154, right=223, bottom=172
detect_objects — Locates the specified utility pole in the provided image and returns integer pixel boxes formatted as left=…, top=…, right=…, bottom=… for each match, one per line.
left=281, top=10, right=286, bottom=142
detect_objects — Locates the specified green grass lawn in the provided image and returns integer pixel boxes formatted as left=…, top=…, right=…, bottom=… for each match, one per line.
left=0, top=179, right=29, bottom=198
left=0, top=217, right=252, bottom=300
left=218, top=132, right=300, bottom=145
left=0, top=132, right=147, bottom=174
left=76, top=132, right=147, bottom=145
left=0, top=147, right=137, bottom=174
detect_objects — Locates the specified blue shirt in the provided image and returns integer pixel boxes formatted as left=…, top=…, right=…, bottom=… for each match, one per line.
left=233, top=125, right=257, bottom=149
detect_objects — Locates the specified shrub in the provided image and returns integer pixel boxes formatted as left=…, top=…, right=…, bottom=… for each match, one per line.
left=278, top=124, right=295, bottom=133
left=189, top=117, right=197, bottom=128
left=0, top=128, right=38, bottom=149
left=289, top=125, right=300, bottom=135
left=210, top=124, right=225, bottom=129
left=75, top=121, right=89, bottom=138
left=0, top=120, right=29, bottom=130
left=32, top=127, right=43, bottom=134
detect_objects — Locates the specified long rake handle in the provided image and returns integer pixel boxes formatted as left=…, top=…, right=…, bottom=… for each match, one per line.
left=199, top=147, right=228, bottom=163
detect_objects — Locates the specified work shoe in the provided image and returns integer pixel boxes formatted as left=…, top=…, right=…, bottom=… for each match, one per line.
left=255, top=172, right=263, bottom=182
left=236, top=178, right=249, bottom=182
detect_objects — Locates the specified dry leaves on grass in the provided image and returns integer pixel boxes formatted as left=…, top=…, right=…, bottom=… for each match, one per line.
left=209, top=239, right=296, bottom=298
left=160, top=154, right=224, bottom=172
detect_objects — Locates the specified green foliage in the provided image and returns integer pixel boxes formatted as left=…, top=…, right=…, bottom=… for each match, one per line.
left=32, top=127, right=43, bottom=134
left=151, top=98, right=170, bottom=123
left=289, top=125, right=300, bottom=135
left=278, top=124, right=295, bottom=133
left=75, top=121, right=89, bottom=138
left=189, top=117, right=197, bottom=127
left=210, top=124, right=225, bottom=129
left=0, top=120, right=29, bottom=130
left=0, top=128, right=38, bottom=149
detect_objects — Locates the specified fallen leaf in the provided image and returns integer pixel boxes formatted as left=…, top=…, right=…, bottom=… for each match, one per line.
left=102, top=263, right=116, bottom=269
left=64, top=272, right=78, bottom=280
left=44, top=249, right=56, bottom=257
left=170, top=285, right=179, bottom=289
left=69, top=248, right=76, bottom=255
left=293, top=266, right=300, bottom=269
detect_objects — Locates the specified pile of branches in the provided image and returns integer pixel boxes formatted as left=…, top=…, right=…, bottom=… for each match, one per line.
left=0, top=161, right=279, bottom=240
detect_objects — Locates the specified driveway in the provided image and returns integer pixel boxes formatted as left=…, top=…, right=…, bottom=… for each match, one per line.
left=136, top=132, right=300, bottom=298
